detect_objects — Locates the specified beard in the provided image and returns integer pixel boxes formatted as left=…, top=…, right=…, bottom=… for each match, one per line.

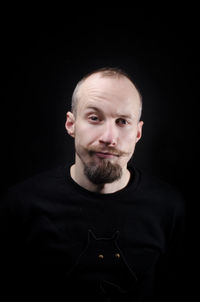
left=76, top=144, right=124, bottom=185
left=84, top=159, right=122, bottom=185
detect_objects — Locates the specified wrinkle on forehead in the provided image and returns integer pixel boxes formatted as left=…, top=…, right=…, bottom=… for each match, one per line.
left=77, top=74, right=142, bottom=116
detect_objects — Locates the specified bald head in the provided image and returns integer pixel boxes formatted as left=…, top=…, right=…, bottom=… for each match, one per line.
left=71, top=67, right=142, bottom=120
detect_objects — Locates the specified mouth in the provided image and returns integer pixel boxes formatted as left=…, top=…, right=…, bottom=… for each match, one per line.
left=94, top=152, right=119, bottom=159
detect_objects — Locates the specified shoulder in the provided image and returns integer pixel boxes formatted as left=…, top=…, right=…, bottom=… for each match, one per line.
left=7, top=166, right=62, bottom=191
left=130, top=166, right=185, bottom=212
left=1, top=164, right=68, bottom=209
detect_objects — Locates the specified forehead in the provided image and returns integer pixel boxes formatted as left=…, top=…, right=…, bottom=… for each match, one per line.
left=77, top=73, right=141, bottom=112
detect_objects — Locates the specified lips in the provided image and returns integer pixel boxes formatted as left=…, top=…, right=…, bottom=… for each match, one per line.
left=95, top=152, right=119, bottom=159
left=88, top=147, right=125, bottom=158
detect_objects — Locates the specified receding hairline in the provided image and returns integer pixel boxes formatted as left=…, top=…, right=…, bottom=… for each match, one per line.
left=71, top=67, right=143, bottom=117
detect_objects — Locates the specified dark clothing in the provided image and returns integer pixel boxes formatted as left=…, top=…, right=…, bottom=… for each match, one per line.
left=0, top=164, right=185, bottom=301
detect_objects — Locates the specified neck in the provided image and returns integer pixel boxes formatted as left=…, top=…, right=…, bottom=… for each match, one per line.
left=70, top=159, right=130, bottom=194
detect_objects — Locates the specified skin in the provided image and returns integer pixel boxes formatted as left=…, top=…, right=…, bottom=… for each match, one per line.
left=65, top=72, right=144, bottom=194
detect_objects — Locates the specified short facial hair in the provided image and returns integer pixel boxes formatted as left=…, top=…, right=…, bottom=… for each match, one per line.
left=84, top=159, right=122, bottom=185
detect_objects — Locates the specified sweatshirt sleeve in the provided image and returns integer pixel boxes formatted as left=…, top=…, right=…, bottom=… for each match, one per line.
left=155, top=190, right=186, bottom=301
left=0, top=189, right=26, bottom=298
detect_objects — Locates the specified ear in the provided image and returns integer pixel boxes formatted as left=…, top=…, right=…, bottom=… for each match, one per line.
left=112, top=230, right=120, bottom=241
left=136, top=120, right=144, bottom=143
left=65, top=111, right=75, bottom=138
left=88, top=229, right=98, bottom=241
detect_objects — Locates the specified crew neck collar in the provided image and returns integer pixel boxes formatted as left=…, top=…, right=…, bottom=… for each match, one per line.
left=64, top=163, right=140, bottom=199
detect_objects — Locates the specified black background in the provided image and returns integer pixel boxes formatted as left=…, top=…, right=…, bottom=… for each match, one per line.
left=1, top=9, right=198, bottom=209
left=1, top=5, right=198, bottom=299
left=2, top=8, right=197, bottom=198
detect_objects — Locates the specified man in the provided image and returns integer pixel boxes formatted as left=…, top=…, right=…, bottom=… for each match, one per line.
left=66, top=67, right=143, bottom=193
left=0, top=67, right=185, bottom=301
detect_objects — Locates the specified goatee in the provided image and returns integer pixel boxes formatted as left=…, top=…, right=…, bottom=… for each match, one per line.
left=84, top=160, right=122, bottom=184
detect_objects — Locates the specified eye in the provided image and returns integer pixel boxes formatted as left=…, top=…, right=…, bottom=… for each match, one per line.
left=88, top=115, right=100, bottom=123
left=116, top=118, right=128, bottom=126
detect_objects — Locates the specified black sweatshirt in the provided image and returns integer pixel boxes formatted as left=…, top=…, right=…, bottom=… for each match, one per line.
left=0, top=164, right=185, bottom=301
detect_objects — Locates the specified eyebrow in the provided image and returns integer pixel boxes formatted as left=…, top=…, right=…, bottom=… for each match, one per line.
left=84, top=106, right=102, bottom=113
left=84, top=106, right=134, bottom=120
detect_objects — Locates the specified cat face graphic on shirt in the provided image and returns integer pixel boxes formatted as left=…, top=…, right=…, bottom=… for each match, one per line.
left=67, top=229, right=138, bottom=294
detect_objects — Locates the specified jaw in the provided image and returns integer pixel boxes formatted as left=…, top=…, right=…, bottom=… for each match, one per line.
left=71, top=153, right=131, bottom=194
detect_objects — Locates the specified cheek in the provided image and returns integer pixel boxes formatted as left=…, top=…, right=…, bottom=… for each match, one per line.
left=75, top=123, right=99, bottom=146
left=120, top=130, right=137, bottom=149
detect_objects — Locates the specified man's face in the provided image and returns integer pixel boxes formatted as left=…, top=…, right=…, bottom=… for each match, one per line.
left=66, top=74, right=143, bottom=184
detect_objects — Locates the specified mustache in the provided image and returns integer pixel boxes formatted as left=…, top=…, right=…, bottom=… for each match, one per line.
left=88, top=146, right=129, bottom=157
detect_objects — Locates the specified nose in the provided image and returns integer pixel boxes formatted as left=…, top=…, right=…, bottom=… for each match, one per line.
left=99, top=121, right=118, bottom=146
